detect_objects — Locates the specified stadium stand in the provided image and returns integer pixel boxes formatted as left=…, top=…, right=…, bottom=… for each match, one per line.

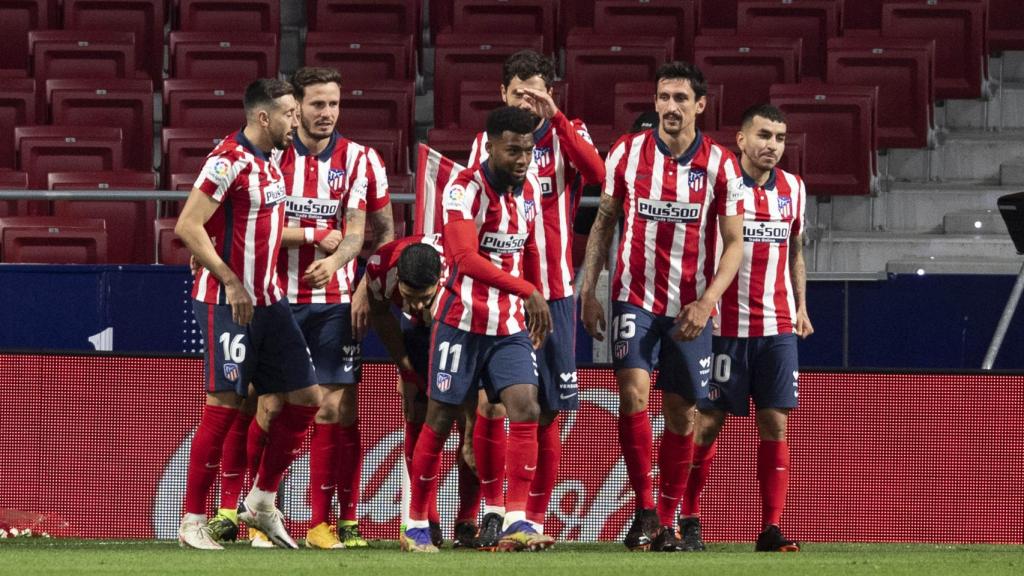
left=592, top=0, right=699, bottom=63
left=425, top=127, right=477, bottom=167
left=161, top=79, right=247, bottom=131
left=989, top=0, right=1024, bottom=52
left=160, top=128, right=224, bottom=186
left=304, top=32, right=416, bottom=83
left=176, top=0, right=280, bottom=34
left=0, top=79, right=38, bottom=170
left=0, top=0, right=57, bottom=75
left=451, top=0, right=557, bottom=55
left=63, top=0, right=165, bottom=84
left=735, top=0, right=842, bottom=79
left=307, top=0, right=420, bottom=38
left=0, top=171, right=29, bottom=217
left=169, top=32, right=279, bottom=80
left=15, top=125, right=125, bottom=191
left=154, top=217, right=189, bottom=265
left=344, top=128, right=407, bottom=175
left=0, top=216, right=107, bottom=264
left=29, top=30, right=138, bottom=81
left=699, top=0, right=739, bottom=31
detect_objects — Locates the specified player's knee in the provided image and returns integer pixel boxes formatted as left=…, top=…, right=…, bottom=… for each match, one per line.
left=755, top=408, right=789, bottom=440
left=478, top=400, right=507, bottom=419
left=696, top=409, right=727, bottom=442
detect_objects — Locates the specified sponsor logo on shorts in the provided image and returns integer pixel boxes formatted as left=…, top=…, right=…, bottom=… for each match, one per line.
left=480, top=232, right=528, bottom=254
left=223, top=362, right=239, bottom=382
left=436, top=372, right=452, bottom=392
left=743, top=220, right=791, bottom=244
left=560, top=371, right=578, bottom=384
left=699, top=356, right=712, bottom=369
left=637, top=198, right=701, bottom=223
left=342, top=345, right=360, bottom=359
left=285, top=197, right=338, bottom=219
left=614, top=341, right=628, bottom=360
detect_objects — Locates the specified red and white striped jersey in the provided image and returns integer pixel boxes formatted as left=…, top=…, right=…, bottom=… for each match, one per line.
left=605, top=130, right=743, bottom=317
left=363, top=146, right=391, bottom=213
left=276, top=133, right=379, bottom=304
left=717, top=167, right=806, bottom=338
left=468, top=113, right=601, bottom=300
left=365, top=233, right=445, bottom=325
left=437, top=164, right=541, bottom=335
left=192, top=129, right=287, bottom=306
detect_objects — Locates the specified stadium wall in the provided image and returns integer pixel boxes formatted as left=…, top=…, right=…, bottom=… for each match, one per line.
left=0, top=354, right=1021, bottom=544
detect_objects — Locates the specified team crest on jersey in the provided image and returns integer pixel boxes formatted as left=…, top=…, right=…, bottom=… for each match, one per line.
left=688, top=168, right=707, bottom=191
left=524, top=199, right=537, bottom=222
left=533, top=147, right=552, bottom=168
left=328, top=168, right=346, bottom=192
left=436, top=372, right=452, bottom=392
left=778, top=195, right=793, bottom=219
left=223, top=363, right=239, bottom=382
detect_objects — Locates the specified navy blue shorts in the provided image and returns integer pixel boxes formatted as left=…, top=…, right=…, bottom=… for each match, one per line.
left=611, top=301, right=712, bottom=403
left=428, top=322, right=538, bottom=406
left=404, top=323, right=432, bottom=402
left=535, top=296, right=578, bottom=412
left=699, top=334, right=800, bottom=416
left=290, top=303, right=359, bottom=386
left=194, top=298, right=317, bottom=397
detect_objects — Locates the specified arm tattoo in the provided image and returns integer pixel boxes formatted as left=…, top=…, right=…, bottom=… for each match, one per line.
left=369, top=206, right=395, bottom=250
left=581, top=195, right=622, bottom=295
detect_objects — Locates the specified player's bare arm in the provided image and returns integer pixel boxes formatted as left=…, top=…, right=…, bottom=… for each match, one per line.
left=368, top=204, right=396, bottom=249
left=675, top=212, right=744, bottom=341
left=176, top=187, right=253, bottom=325
left=580, top=193, right=623, bottom=341
left=790, top=232, right=814, bottom=338
left=367, top=291, right=419, bottom=382
left=303, top=207, right=365, bottom=289
left=350, top=205, right=395, bottom=338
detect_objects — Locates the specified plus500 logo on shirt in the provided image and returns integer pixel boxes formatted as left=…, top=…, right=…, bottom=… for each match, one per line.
left=743, top=220, right=791, bottom=243
left=264, top=180, right=287, bottom=206
left=286, top=197, right=338, bottom=219
left=480, top=232, right=528, bottom=254
left=637, top=198, right=701, bottom=223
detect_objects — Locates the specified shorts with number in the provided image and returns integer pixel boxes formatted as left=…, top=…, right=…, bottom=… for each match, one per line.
left=699, top=334, right=800, bottom=416
left=290, top=303, right=360, bottom=385
left=610, top=301, right=712, bottom=402
left=194, top=298, right=317, bottom=396
left=428, top=321, right=538, bottom=406
left=403, top=322, right=432, bottom=402
left=535, top=296, right=578, bottom=411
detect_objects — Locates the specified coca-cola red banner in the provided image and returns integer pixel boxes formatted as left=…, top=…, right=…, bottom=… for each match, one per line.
left=0, top=353, right=1021, bottom=543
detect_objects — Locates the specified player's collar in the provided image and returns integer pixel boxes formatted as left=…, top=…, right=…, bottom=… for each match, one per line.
left=741, top=165, right=777, bottom=191
left=533, top=119, right=551, bottom=141
left=291, top=130, right=337, bottom=160
left=653, top=128, right=702, bottom=165
left=481, top=160, right=524, bottom=196
left=235, top=126, right=269, bottom=161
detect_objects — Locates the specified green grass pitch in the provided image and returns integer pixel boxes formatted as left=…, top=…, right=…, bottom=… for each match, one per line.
left=1, top=539, right=1021, bottom=576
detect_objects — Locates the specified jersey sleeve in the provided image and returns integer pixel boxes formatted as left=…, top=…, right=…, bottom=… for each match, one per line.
left=716, top=148, right=744, bottom=217
left=555, top=114, right=605, bottom=185
left=467, top=132, right=487, bottom=169
left=441, top=171, right=479, bottom=224
left=194, top=151, right=247, bottom=203
left=365, top=251, right=387, bottom=302
left=363, top=147, right=390, bottom=212
left=793, top=174, right=806, bottom=237
left=602, top=137, right=630, bottom=201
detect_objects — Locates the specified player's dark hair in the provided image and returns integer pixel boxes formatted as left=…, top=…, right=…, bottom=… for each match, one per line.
left=740, top=103, right=787, bottom=128
left=655, top=60, right=707, bottom=99
left=290, top=66, right=342, bottom=101
left=397, top=243, right=442, bottom=290
left=243, top=78, right=294, bottom=115
left=502, top=50, right=555, bottom=88
left=486, top=106, right=536, bottom=139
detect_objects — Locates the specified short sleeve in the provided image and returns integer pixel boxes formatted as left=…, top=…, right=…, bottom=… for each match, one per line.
left=364, top=147, right=390, bottom=212
left=602, top=138, right=629, bottom=200
left=716, top=151, right=744, bottom=217
left=194, top=152, right=246, bottom=202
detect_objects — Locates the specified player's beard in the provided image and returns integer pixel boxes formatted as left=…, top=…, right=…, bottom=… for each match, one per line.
left=301, top=115, right=334, bottom=142
left=493, top=164, right=526, bottom=190
left=271, top=129, right=293, bottom=150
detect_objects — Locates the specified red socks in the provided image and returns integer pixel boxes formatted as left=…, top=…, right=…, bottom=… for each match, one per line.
left=246, top=416, right=268, bottom=484
left=681, top=441, right=717, bottom=516
left=758, top=439, right=790, bottom=527
left=618, top=410, right=654, bottom=510
left=255, top=403, right=318, bottom=492
left=455, top=422, right=480, bottom=523
left=335, top=422, right=361, bottom=522
left=184, top=404, right=237, bottom=515
left=408, top=425, right=445, bottom=521
left=218, top=410, right=252, bottom=511
left=504, top=421, right=539, bottom=514
left=656, top=430, right=694, bottom=526
left=308, top=423, right=340, bottom=526
left=526, top=419, right=560, bottom=525
left=473, top=412, right=507, bottom=508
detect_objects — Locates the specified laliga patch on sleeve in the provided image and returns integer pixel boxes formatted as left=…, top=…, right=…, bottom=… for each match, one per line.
left=727, top=177, right=747, bottom=202
left=443, top=185, right=467, bottom=211
left=207, top=157, right=234, bottom=188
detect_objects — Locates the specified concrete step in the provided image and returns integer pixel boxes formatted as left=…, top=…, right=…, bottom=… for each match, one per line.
left=887, top=256, right=1023, bottom=275
left=995, top=51, right=1024, bottom=83
left=942, top=82, right=1024, bottom=129
left=1001, top=157, right=1024, bottom=185
left=943, top=209, right=1008, bottom=235
left=885, top=130, right=1024, bottom=182
left=823, top=181, right=1016, bottom=233
left=817, top=232, right=1018, bottom=273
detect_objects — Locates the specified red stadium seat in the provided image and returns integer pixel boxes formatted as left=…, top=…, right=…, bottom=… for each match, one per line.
left=881, top=1, right=988, bottom=100
left=29, top=31, right=138, bottom=82
left=592, top=0, right=698, bottom=62
left=15, top=126, right=125, bottom=191
left=46, top=79, right=154, bottom=171
left=700, top=0, right=739, bottom=31
left=160, top=128, right=225, bottom=184
left=0, top=216, right=108, bottom=264
left=433, top=33, right=544, bottom=129
left=177, top=0, right=279, bottom=33
left=989, top=0, right=1024, bottom=52
left=169, top=32, right=278, bottom=80
left=844, top=0, right=884, bottom=31
left=308, top=0, right=420, bottom=37
left=304, top=32, right=416, bottom=83
left=162, top=78, right=247, bottom=130
left=341, top=81, right=414, bottom=164
left=770, top=83, right=878, bottom=195
left=429, top=0, right=454, bottom=36
left=558, top=0, right=594, bottom=41
left=154, top=217, right=189, bottom=265
left=425, top=127, right=477, bottom=167
left=694, top=35, right=803, bottom=129
left=0, top=79, right=38, bottom=170
left=168, top=172, right=196, bottom=191
left=451, top=81, right=503, bottom=131
left=700, top=82, right=724, bottom=132
left=345, top=128, right=407, bottom=175
left=48, top=171, right=157, bottom=264
left=704, top=130, right=808, bottom=181
left=608, top=81, right=721, bottom=134
left=63, top=0, right=165, bottom=84
left=826, top=37, right=935, bottom=149
left=0, top=171, right=29, bottom=217
left=0, top=0, right=57, bottom=74
left=452, top=0, right=557, bottom=55
left=564, top=32, right=674, bottom=130
left=736, top=0, right=842, bottom=79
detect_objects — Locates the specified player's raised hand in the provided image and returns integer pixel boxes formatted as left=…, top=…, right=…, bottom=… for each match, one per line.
left=581, top=292, right=607, bottom=341
left=303, top=257, right=340, bottom=289
left=317, top=229, right=343, bottom=253
left=516, top=87, right=559, bottom=120
left=794, top=308, right=814, bottom=339
left=674, top=299, right=713, bottom=341
left=524, top=290, right=552, bottom=349
left=224, top=278, right=254, bottom=326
